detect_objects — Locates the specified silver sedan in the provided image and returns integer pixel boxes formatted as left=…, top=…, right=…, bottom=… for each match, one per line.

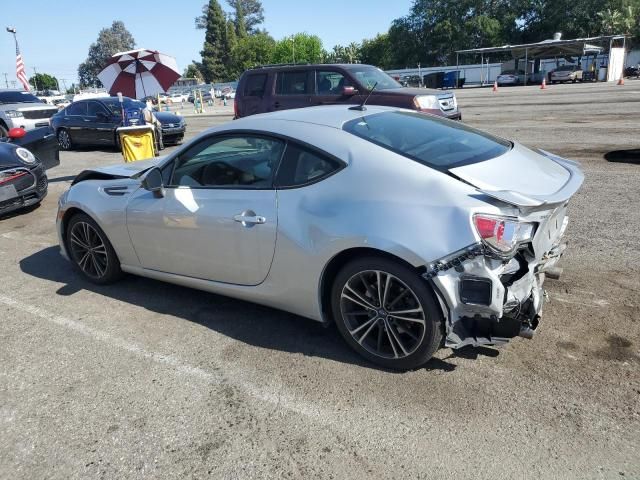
left=56, top=105, right=583, bottom=370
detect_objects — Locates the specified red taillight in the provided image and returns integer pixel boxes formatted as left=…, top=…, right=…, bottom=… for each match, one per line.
left=474, top=216, right=499, bottom=239
left=473, top=214, right=535, bottom=255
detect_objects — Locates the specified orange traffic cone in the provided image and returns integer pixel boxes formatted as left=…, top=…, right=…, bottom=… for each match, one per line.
left=492, top=81, right=498, bottom=92
left=540, top=78, right=547, bottom=89
left=617, top=76, right=625, bottom=85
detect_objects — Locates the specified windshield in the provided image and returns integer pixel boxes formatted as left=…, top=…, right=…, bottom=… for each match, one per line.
left=0, top=91, right=43, bottom=104
left=348, top=67, right=402, bottom=90
left=343, top=111, right=511, bottom=169
left=102, top=98, right=146, bottom=114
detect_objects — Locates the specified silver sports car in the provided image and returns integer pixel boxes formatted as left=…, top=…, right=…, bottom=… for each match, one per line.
left=57, top=105, right=583, bottom=370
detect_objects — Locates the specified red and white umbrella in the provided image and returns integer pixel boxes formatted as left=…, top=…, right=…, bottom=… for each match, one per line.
left=97, top=48, right=180, bottom=99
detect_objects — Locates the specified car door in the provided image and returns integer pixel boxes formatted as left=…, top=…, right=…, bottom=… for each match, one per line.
left=63, top=101, right=88, bottom=144
left=85, top=101, right=117, bottom=145
left=270, top=70, right=312, bottom=112
left=310, top=69, right=356, bottom=107
left=125, top=133, right=284, bottom=286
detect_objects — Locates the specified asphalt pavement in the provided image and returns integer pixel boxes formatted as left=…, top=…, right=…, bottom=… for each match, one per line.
left=1, top=81, right=639, bottom=479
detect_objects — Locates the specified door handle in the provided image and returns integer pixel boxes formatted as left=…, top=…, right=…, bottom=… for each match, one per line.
left=234, top=210, right=266, bottom=227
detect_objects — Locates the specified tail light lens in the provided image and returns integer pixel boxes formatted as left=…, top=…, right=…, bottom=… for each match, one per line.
left=473, top=214, right=535, bottom=255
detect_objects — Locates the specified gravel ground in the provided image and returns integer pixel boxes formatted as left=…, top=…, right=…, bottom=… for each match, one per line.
left=1, top=81, right=639, bottom=479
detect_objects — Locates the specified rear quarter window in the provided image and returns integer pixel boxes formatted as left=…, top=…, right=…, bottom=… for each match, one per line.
left=244, top=74, right=267, bottom=97
left=343, top=111, right=511, bottom=169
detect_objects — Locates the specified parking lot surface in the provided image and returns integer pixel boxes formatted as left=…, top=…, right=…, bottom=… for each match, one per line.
left=1, top=82, right=639, bottom=479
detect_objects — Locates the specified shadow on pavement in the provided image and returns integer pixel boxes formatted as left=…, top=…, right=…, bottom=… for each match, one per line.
left=604, top=149, right=640, bottom=164
left=20, top=246, right=461, bottom=373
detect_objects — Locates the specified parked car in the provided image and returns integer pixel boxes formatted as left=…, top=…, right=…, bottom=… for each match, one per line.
left=496, top=70, right=525, bottom=86
left=0, top=127, right=56, bottom=217
left=234, top=64, right=460, bottom=120
left=51, top=97, right=186, bottom=150
left=550, top=65, right=584, bottom=83
left=399, top=75, right=423, bottom=88
left=56, top=104, right=583, bottom=370
left=167, top=93, right=186, bottom=104
left=0, top=89, right=58, bottom=138
left=624, top=64, right=639, bottom=78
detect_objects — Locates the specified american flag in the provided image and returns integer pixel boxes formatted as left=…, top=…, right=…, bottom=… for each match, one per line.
left=15, top=40, right=30, bottom=91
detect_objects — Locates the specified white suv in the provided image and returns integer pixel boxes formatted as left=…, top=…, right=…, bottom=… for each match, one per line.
left=0, top=89, right=58, bottom=137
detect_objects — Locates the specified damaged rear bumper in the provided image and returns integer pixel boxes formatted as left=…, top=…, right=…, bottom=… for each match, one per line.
left=423, top=219, right=569, bottom=349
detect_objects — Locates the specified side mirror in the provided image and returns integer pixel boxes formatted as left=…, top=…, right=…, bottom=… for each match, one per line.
left=8, top=127, right=27, bottom=140
left=141, top=167, right=164, bottom=198
left=342, top=86, right=357, bottom=96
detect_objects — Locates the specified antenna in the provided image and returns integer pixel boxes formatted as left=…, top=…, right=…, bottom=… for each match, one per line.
left=349, top=82, right=378, bottom=111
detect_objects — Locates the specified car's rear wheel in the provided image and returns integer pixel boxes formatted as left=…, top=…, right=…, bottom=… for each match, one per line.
left=331, top=257, right=444, bottom=370
left=66, top=213, right=123, bottom=284
left=57, top=129, right=72, bottom=150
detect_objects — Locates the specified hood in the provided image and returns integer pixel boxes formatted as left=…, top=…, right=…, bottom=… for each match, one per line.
left=0, top=143, right=22, bottom=168
left=154, top=111, right=182, bottom=123
left=376, top=87, right=447, bottom=97
left=1, top=102, right=57, bottom=112
left=449, top=143, right=584, bottom=208
left=72, top=157, right=164, bottom=185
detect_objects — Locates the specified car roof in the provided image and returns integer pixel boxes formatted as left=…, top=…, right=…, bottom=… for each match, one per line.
left=231, top=104, right=400, bottom=130
left=247, top=63, right=381, bottom=73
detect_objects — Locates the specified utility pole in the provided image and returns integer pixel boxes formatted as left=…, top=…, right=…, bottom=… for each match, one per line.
left=2, top=73, right=7, bottom=88
left=32, top=66, right=39, bottom=92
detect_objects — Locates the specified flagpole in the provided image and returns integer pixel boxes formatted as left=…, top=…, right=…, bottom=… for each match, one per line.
left=6, top=26, right=30, bottom=91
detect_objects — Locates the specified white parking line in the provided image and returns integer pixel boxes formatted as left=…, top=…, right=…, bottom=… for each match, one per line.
left=0, top=293, right=331, bottom=423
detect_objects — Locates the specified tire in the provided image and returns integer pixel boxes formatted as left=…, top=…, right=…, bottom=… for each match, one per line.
left=57, top=128, right=72, bottom=151
left=66, top=213, right=123, bottom=284
left=0, top=124, right=8, bottom=139
left=331, top=256, right=444, bottom=370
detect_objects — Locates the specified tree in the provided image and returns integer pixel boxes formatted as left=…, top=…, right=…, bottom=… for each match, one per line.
left=272, top=33, right=324, bottom=64
left=29, top=73, right=58, bottom=91
left=77, top=21, right=135, bottom=88
left=183, top=63, right=203, bottom=81
left=233, top=0, right=248, bottom=38
left=227, top=0, right=264, bottom=33
left=196, top=0, right=229, bottom=82
left=231, top=32, right=276, bottom=73
left=360, top=34, right=392, bottom=69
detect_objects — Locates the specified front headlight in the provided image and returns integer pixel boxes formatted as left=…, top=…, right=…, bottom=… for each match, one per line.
left=15, top=147, right=37, bottom=165
left=413, top=95, right=439, bottom=110
left=473, top=214, right=536, bottom=256
left=5, top=110, right=24, bottom=118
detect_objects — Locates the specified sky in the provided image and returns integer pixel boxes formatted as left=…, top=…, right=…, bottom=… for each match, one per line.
left=1, top=0, right=413, bottom=89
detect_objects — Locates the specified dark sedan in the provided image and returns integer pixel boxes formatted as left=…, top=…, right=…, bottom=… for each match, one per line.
left=50, top=97, right=186, bottom=151
left=0, top=127, right=56, bottom=217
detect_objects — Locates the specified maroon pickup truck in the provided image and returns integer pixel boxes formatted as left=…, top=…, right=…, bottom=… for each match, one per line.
left=234, top=63, right=461, bottom=120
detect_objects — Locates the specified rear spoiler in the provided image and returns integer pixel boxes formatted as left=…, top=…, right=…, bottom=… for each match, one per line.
left=479, top=151, right=584, bottom=208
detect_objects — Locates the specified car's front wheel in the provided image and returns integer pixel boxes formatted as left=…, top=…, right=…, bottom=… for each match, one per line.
left=331, top=257, right=444, bottom=370
left=57, top=129, right=72, bottom=150
left=66, top=213, right=123, bottom=284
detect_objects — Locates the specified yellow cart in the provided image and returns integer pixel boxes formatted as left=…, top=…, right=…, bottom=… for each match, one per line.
left=117, top=125, right=157, bottom=162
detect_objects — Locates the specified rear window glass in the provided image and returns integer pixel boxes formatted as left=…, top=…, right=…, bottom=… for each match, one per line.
left=244, top=74, right=267, bottom=96
left=343, top=111, right=511, bottom=169
left=275, top=71, right=308, bottom=95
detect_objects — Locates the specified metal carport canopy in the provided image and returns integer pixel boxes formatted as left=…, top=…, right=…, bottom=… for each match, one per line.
left=456, top=36, right=607, bottom=58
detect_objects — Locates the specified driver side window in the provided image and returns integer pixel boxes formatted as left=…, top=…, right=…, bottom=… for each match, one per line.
left=169, top=135, right=285, bottom=189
